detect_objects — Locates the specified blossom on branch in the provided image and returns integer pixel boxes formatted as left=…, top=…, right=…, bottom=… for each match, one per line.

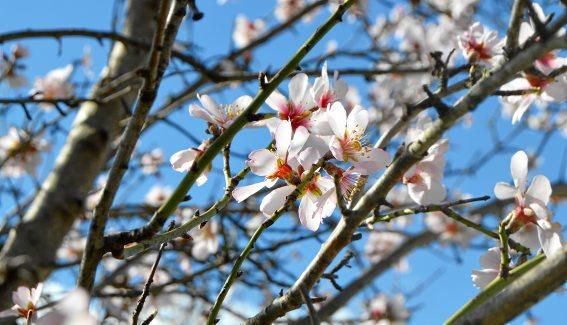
left=494, top=150, right=564, bottom=256
left=30, top=64, right=74, bottom=111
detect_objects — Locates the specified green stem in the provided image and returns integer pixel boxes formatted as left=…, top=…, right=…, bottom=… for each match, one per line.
left=207, top=158, right=326, bottom=324
left=499, top=220, right=511, bottom=278
left=105, top=0, right=355, bottom=247
left=121, top=166, right=250, bottom=259
left=445, top=253, right=546, bottom=324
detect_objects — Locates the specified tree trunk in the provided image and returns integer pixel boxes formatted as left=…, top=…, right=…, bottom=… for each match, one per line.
left=0, top=0, right=159, bottom=308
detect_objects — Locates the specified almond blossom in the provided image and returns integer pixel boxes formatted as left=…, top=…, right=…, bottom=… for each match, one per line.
left=365, top=231, right=409, bottom=272
left=140, top=148, right=163, bottom=175
left=144, top=185, right=172, bottom=207
left=274, top=0, right=306, bottom=22
left=362, top=293, right=410, bottom=325
left=1, top=45, right=28, bottom=89
left=471, top=247, right=501, bottom=289
left=266, top=73, right=317, bottom=131
left=403, top=139, right=448, bottom=205
left=327, top=102, right=389, bottom=174
left=170, top=141, right=210, bottom=186
left=232, top=15, right=265, bottom=48
left=494, top=151, right=563, bottom=256
left=0, top=283, right=43, bottom=320
left=499, top=4, right=567, bottom=124
left=499, top=71, right=567, bottom=124
left=311, top=62, right=348, bottom=110
left=191, top=220, right=219, bottom=261
left=425, top=211, right=478, bottom=247
left=232, top=120, right=308, bottom=203
left=30, top=64, right=74, bottom=111
left=0, top=127, right=50, bottom=178
left=458, top=22, right=500, bottom=65
left=189, top=94, right=253, bottom=129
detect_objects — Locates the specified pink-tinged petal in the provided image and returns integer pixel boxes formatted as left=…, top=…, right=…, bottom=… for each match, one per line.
left=479, top=247, right=501, bottom=269
left=264, top=117, right=280, bottom=136
left=299, top=196, right=321, bottom=231
left=536, top=220, right=564, bottom=257
left=472, top=269, right=499, bottom=289
left=351, top=148, right=389, bottom=174
left=346, top=105, right=368, bottom=134
left=288, top=73, right=309, bottom=105
left=408, top=180, right=446, bottom=205
left=329, top=137, right=344, bottom=161
left=311, top=76, right=326, bottom=106
left=197, top=94, right=222, bottom=120
left=289, top=126, right=309, bottom=159
left=189, top=103, right=216, bottom=125
left=327, top=102, right=347, bottom=138
left=12, top=287, right=30, bottom=307
left=247, top=149, right=278, bottom=176
left=260, top=185, right=296, bottom=216
left=266, top=90, right=288, bottom=112
left=493, top=182, right=516, bottom=200
left=232, top=181, right=269, bottom=202
left=510, top=150, right=528, bottom=191
left=170, top=148, right=198, bottom=172
left=526, top=175, right=552, bottom=206
left=48, top=64, right=73, bottom=80
left=233, top=95, right=253, bottom=110
left=298, top=146, right=323, bottom=170
left=309, top=110, right=332, bottom=135
left=510, top=223, right=540, bottom=253
left=528, top=202, right=548, bottom=220
left=511, top=95, right=534, bottom=124
left=31, top=283, right=43, bottom=304
left=542, top=78, right=567, bottom=102
left=275, top=120, right=293, bottom=158
left=313, top=188, right=337, bottom=220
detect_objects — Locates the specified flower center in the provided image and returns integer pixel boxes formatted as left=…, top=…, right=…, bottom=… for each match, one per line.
left=403, top=172, right=423, bottom=185
left=269, top=159, right=294, bottom=181
left=279, top=103, right=311, bottom=130
left=525, top=73, right=550, bottom=88
left=466, top=40, right=491, bottom=61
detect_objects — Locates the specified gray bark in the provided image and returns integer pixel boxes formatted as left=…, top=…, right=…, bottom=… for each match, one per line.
left=0, top=0, right=159, bottom=308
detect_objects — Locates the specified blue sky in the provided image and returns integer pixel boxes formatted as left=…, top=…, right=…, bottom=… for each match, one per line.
left=1, top=0, right=566, bottom=324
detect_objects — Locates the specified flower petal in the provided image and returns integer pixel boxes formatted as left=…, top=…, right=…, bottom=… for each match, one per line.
left=247, top=149, right=277, bottom=176
left=232, top=181, right=269, bottom=202
left=298, top=195, right=321, bottom=231
left=327, top=102, right=347, bottom=138
left=289, top=126, right=309, bottom=159
left=493, top=182, right=516, bottom=200
left=510, top=151, right=528, bottom=192
left=170, top=148, right=198, bottom=172
left=289, top=73, right=309, bottom=105
left=260, top=185, right=296, bottom=216
left=536, top=219, right=564, bottom=257
left=275, top=120, right=293, bottom=158
left=526, top=175, right=552, bottom=206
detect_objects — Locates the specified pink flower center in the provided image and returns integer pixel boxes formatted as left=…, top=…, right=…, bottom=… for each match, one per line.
left=279, top=103, right=311, bottom=130
left=513, top=205, right=537, bottom=226
left=465, top=40, right=491, bottom=61
left=403, top=171, right=423, bottom=185
left=525, top=73, right=550, bottom=88
left=318, top=91, right=335, bottom=110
